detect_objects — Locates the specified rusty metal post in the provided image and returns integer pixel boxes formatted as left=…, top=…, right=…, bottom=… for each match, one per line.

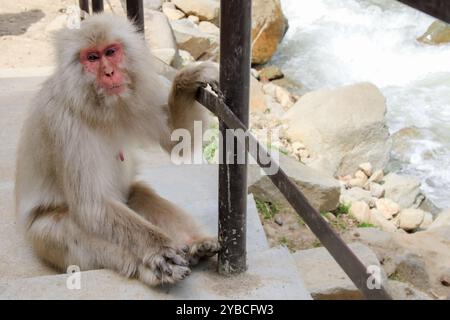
left=218, top=0, right=252, bottom=275
left=92, top=0, right=104, bottom=13
left=79, top=0, right=90, bottom=14
left=126, top=0, right=145, bottom=33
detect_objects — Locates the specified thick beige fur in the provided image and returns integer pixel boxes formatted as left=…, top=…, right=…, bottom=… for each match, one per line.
left=15, top=14, right=219, bottom=286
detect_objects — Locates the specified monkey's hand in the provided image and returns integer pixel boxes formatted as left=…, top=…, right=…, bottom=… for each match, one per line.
left=186, top=237, right=220, bottom=266
left=138, top=246, right=191, bottom=286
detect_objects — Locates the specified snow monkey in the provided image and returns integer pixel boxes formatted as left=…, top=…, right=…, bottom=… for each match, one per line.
left=15, top=14, right=220, bottom=286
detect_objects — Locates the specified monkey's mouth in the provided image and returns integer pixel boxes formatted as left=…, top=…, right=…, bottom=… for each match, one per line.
left=105, top=84, right=125, bottom=95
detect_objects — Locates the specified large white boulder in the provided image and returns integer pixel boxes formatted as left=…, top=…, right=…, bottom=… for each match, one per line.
left=282, top=83, right=392, bottom=176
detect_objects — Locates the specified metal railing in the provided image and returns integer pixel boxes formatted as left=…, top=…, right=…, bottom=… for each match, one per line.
left=78, top=0, right=450, bottom=299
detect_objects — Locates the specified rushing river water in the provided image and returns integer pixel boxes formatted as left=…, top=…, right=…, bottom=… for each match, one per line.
left=273, top=0, right=450, bottom=209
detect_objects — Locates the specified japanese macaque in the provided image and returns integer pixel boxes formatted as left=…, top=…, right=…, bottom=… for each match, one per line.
left=14, top=14, right=219, bottom=286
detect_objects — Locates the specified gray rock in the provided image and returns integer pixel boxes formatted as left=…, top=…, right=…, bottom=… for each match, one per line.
left=293, top=243, right=386, bottom=300
left=398, top=209, right=425, bottom=231
left=282, top=83, right=392, bottom=176
left=249, top=153, right=341, bottom=212
left=429, top=209, right=450, bottom=230
left=382, top=173, right=423, bottom=209
left=340, top=187, right=375, bottom=206
left=387, top=280, right=433, bottom=300
left=144, top=10, right=178, bottom=51
left=170, top=18, right=217, bottom=60
left=394, top=252, right=431, bottom=291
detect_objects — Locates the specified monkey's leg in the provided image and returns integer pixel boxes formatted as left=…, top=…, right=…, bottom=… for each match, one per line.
left=27, top=206, right=190, bottom=286
left=127, top=182, right=220, bottom=266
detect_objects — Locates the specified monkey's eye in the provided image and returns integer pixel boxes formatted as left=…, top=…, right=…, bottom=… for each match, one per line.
left=105, top=47, right=116, bottom=57
left=87, top=53, right=99, bottom=62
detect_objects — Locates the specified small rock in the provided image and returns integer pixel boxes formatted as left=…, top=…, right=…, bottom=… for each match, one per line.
left=275, top=85, right=294, bottom=109
left=199, top=21, right=220, bottom=35
left=259, top=66, right=284, bottom=82
left=398, top=208, right=426, bottom=231
left=340, top=187, right=375, bottom=206
left=358, top=162, right=373, bottom=177
left=349, top=201, right=371, bottom=223
left=419, top=212, right=433, bottom=230
left=251, top=68, right=260, bottom=79
left=375, top=198, right=400, bottom=220
left=274, top=216, right=283, bottom=226
left=250, top=76, right=269, bottom=113
left=382, top=173, right=423, bottom=209
left=151, top=48, right=177, bottom=65
left=162, top=7, right=186, bottom=21
left=369, top=209, right=398, bottom=232
left=369, top=183, right=385, bottom=199
left=187, top=15, right=200, bottom=24
left=387, top=280, right=433, bottom=300
left=355, top=170, right=369, bottom=181
left=162, top=2, right=176, bottom=10
left=417, top=20, right=450, bottom=45
left=170, top=18, right=216, bottom=59
left=394, top=253, right=431, bottom=290
left=177, top=49, right=195, bottom=68
left=429, top=209, right=450, bottom=230
left=338, top=174, right=353, bottom=183
left=349, top=178, right=367, bottom=188
left=298, top=149, right=310, bottom=160
left=441, top=277, right=450, bottom=287
left=292, top=141, right=306, bottom=151
left=368, top=169, right=384, bottom=183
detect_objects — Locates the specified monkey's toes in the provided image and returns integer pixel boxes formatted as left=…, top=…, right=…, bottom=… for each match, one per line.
left=188, top=238, right=220, bottom=265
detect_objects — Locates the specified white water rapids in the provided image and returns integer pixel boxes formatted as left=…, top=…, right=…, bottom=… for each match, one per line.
left=274, top=0, right=450, bottom=209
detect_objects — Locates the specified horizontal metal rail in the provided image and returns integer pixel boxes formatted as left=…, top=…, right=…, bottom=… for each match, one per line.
left=196, top=87, right=392, bottom=300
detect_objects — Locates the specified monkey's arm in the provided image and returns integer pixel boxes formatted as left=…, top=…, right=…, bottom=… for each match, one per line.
left=163, top=62, right=219, bottom=152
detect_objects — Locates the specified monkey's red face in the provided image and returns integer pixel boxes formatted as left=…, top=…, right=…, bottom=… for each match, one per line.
left=80, top=43, right=126, bottom=95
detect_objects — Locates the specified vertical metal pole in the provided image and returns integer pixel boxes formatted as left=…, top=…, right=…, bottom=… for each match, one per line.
left=126, top=0, right=145, bottom=33
left=218, top=0, right=252, bottom=275
left=92, top=0, right=104, bottom=13
left=79, top=0, right=90, bottom=14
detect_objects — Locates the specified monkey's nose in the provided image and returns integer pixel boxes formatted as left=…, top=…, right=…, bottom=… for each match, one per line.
left=104, top=69, right=114, bottom=77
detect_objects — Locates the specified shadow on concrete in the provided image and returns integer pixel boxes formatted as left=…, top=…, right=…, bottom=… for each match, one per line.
left=0, top=9, right=45, bottom=37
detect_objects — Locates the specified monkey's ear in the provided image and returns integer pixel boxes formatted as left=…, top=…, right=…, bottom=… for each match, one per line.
left=52, top=27, right=85, bottom=67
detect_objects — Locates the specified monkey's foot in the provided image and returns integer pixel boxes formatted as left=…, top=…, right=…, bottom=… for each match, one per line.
left=139, top=246, right=191, bottom=286
left=192, top=61, right=220, bottom=92
left=187, top=237, right=220, bottom=266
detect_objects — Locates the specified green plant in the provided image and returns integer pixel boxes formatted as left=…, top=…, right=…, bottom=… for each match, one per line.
left=279, top=236, right=295, bottom=252
left=357, top=222, right=377, bottom=228
left=255, top=198, right=279, bottom=220
left=312, top=239, right=322, bottom=248
left=335, top=202, right=351, bottom=216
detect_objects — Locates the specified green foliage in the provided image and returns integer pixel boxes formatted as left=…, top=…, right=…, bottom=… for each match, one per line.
left=255, top=198, right=279, bottom=220
left=357, top=222, right=377, bottom=228
left=312, top=239, right=322, bottom=248
left=335, top=202, right=351, bottom=216
left=278, top=236, right=295, bottom=252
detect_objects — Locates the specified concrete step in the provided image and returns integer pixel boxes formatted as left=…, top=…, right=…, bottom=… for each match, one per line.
left=0, top=73, right=309, bottom=299
left=0, top=247, right=311, bottom=300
